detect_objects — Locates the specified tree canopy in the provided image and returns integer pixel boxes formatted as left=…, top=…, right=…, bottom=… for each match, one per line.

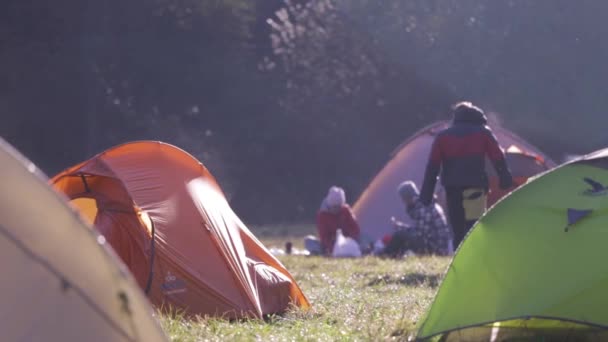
left=2, top=0, right=605, bottom=222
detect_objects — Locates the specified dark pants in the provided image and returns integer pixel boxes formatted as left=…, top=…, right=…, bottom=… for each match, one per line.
left=445, top=187, right=484, bottom=249
left=383, top=229, right=424, bottom=257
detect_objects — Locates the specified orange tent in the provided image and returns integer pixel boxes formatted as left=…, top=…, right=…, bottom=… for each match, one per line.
left=51, top=141, right=309, bottom=319
left=353, top=121, right=557, bottom=244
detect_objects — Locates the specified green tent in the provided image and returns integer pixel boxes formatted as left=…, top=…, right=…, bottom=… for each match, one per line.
left=416, top=149, right=608, bottom=341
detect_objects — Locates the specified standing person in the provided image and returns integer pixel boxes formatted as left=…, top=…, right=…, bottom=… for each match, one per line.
left=419, top=102, right=513, bottom=249
left=309, top=186, right=360, bottom=256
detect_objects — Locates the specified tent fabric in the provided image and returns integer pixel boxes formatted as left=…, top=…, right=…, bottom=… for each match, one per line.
left=51, top=141, right=310, bottom=318
left=566, top=208, right=593, bottom=229
left=416, top=148, right=608, bottom=341
left=353, top=121, right=556, bottom=244
left=0, top=138, right=167, bottom=342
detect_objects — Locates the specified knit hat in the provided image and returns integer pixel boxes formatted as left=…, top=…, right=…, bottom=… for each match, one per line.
left=326, top=186, right=346, bottom=207
left=451, top=101, right=487, bottom=125
left=397, top=181, right=419, bottom=202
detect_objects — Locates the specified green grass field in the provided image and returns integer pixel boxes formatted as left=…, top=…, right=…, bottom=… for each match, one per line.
left=159, top=224, right=451, bottom=341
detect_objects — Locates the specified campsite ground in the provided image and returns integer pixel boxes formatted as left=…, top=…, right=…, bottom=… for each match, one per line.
left=159, top=224, right=451, bottom=341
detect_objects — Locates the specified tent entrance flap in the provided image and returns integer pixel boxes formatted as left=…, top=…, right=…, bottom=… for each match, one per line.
left=70, top=198, right=98, bottom=226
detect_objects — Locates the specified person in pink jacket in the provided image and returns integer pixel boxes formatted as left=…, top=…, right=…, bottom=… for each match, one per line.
left=306, top=186, right=360, bottom=255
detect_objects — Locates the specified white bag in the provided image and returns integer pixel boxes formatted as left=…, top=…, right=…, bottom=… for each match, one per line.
left=373, top=239, right=385, bottom=255
left=332, top=229, right=362, bottom=258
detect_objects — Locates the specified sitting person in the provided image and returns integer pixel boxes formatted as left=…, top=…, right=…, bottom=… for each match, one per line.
left=377, top=220, right=421, bottom=258
left=378, top=181, right=453, bottom=257
left=305, top=186, right=361, bottom=256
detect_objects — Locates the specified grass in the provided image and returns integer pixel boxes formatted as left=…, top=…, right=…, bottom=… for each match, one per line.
left=159, top=224, right=451, bottom=341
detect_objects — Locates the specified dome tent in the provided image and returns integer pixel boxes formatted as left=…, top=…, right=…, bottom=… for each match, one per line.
left=416, top=148, right=608, bottom=341
left=52, top=141, right=310, bottom=318
left=0, top=138, right=167, bottom=342
left=353, top=121, right=556, bottom=244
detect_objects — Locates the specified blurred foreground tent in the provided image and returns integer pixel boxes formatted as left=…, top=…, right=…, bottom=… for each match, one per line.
left=0, top=138, right=167, bottom=342
left=51, top=141, right=310, bottom=318
left=416, top=148, right=608, bottom=341
left=353, top=121, right=556, bottom=244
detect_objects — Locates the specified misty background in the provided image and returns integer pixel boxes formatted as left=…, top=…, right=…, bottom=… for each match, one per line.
left=2, top=0, right=607, bottom=224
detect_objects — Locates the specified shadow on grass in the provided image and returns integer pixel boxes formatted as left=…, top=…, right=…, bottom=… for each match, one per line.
left=366, top=272, right=442, bottom=287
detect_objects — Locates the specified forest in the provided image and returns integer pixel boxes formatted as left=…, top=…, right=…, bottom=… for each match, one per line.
left=3, top=0, right=607, bottom=223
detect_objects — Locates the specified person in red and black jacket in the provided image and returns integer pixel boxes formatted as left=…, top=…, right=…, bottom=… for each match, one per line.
left=419, top=102, right=513, bottom=249
left=316, top=186, right=361, bottom=255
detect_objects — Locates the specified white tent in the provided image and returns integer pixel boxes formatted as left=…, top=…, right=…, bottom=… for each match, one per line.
left=353, top=121, right=556, bottom=244
left=0, top=138, right=167, bottom=342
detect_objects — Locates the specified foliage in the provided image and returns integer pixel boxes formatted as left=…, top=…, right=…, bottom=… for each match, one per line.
left=2, top=0, right=606, bottom=223
left=242, top=0, right=452, bottom=222
left=339, top=0, right=608, bottom=156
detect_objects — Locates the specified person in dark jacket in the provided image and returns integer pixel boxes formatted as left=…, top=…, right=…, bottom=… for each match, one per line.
left=419, top=102, right=513, bottom=249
